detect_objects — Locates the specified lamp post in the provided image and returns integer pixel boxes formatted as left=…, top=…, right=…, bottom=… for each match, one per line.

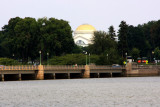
left=89, top=53, right=90, bottom=65
left=107, top=54, right=108, bottom=64
left=85, top=52, right=87, bottom=65
left=39, top=51, right=42, bottom=65
left=152, top=51, right=156, bottom=65
left=125, top=52, right=127, bottom=64
left=13, top=54, right=15, bottom=65
left=47, top=52, right=49, bottom=65
left=152, top=51, right=154, bottom=62
left=13, top=54, right=14, bottom=58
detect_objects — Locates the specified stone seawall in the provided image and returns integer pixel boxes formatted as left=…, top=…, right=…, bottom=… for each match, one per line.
left=126, top=63, right=160, bottom=76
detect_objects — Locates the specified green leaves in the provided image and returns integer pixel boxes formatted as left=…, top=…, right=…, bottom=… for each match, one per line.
left=108, top=25, right=116, bottom=40
left=49, top=54, right=99, bottom=65
left=154, top=47, right=160, bottom=60
left=0, top=58, right=20, bottom=65
left=96, top=48, right=120, bottom=65
left=0, top=17, right=74, bottom=63
left=89, top=31, right=117, bottom=55
left=130, top=48, right=140, bottom=61
left=118, top=21, right=128, bottom=59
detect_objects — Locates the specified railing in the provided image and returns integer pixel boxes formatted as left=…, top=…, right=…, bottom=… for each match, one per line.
left=90, top=65, right=125, bottom=69
left=0, top=65, right=38, bottom=70
left=0, top=65, right=125, bottom=71
left=44, top=65, right=85, bottom=70
left=132, top=65, right=160, bottom=69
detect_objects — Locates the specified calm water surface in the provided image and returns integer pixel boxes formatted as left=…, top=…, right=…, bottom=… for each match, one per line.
left=0, top=77, right=160, bottom=107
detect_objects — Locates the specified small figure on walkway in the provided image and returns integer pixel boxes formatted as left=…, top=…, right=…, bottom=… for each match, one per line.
left=75, top=64, right=77, bottom=67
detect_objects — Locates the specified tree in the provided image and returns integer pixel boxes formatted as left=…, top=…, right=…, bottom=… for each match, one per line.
left=130, top=48, right=140, bottom=61
left=0, top=31, right=3, bottom=57
left=14, top=17, right=39, bottom=62
left=37, top=17, right=74, bottom=57
left=108, top=25, right=116, bottom=40
left=127, top=25, right=149, bottom=57
left=150, top=20, right=160, bottom=49
left=1, top=17, right=22, bottom=57
left=89, top=31, right=117, bottom=55
left=88, top=31, right=120, bottom=65
left=118, top=21, right=128, bottom=59
left=72, top=45, right=83, bottom=54
left=154, top=47, right=160, bottom=61
left=96, top=48, right=120, bottom=65
left=0, top=17, right=75, bottom=63
left=139, top=21, right=156, bottom=59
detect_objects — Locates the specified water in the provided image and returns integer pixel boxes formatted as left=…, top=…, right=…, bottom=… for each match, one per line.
left=0, top=77, right=160, bottom=107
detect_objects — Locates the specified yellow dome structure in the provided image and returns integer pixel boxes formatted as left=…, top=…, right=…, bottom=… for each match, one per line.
left=74, top=24, right=96, bottom=47
left=76, top=24, right=96, bottom=31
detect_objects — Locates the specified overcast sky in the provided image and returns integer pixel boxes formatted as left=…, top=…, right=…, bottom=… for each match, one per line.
left=1, top=0, right=160, bottom=32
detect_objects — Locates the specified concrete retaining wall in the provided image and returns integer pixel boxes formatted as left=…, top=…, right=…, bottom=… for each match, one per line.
left=126, top=63, right=160, bottom=76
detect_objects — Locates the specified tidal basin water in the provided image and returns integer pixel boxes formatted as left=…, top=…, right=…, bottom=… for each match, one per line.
left=0, top=77, right=160, bottom=107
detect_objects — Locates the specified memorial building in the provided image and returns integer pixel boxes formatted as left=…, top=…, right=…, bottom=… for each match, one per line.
left=73, top=24, right=96, bottom=47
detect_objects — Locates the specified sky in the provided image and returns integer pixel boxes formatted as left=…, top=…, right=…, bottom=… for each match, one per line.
left=1, top=0, right=160, bottom=32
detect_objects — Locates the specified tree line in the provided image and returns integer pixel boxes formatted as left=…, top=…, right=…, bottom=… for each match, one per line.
left=118, top=20, right=160, bottom=62
left=0, top=17, right=160, bottom=65
left=0, top=17, right=75, bottom=63
left=88, top=20, right=160, bottom=64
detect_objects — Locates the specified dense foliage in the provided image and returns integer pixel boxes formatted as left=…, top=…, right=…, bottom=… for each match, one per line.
left=1, top=17, right=160, bottom=65
left=0, top=58, right=20, bottom=65
left=121, top=20, right=160, bottom=62
left=118, top=21, right=128, bottom=59
left=88, top=31, right=121, bottom=65
left=0, top=17, right=75, bottom=63
left=89, top=20, right=160, bottom=64
left=88, top=31, right=117, bottom=54
left=48, top=54, right=99, bottom=65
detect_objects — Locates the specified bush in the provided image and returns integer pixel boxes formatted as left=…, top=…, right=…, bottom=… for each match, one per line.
left=0, top=58, right=20, bottom=65
left=49, top=54, right=99, bottom=65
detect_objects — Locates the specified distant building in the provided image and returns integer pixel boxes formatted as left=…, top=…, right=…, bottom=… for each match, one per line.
left=73, top=24, right=96, bottom=47
left=73, top=24, right=118, bottom=47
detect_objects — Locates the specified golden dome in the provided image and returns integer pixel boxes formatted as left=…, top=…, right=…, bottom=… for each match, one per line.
left=76, top=24, right=96, bottom=31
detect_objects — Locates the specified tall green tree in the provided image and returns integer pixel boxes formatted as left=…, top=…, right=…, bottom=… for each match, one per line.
left=150, top=20, right=160, bottom=49
left=14, top=17, right=39, bottom=62
left=1, top=17, right=22, bottom=57
left=37, top=17, right=74, bottom=57
left=0, top=31, right=3, bottom=57
left=108, top=25, right=116, bottom=40
left=127, top=25, right=149, bottom=57
left=139, top=21, right=156, bottom=59
left=118, top=21, right=128, bottom=59
left=89, top=31, right=117, bottom=55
